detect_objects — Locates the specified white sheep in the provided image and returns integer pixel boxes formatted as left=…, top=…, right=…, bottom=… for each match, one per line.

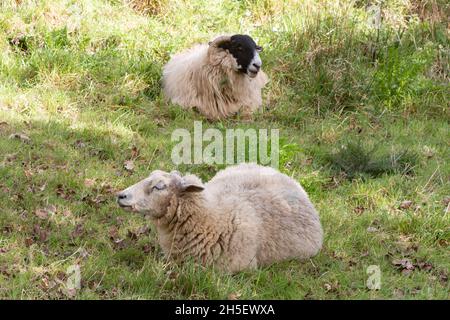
left=162, top=34, right=269, bottom=120
left=117, top=163, right=323, bottom=273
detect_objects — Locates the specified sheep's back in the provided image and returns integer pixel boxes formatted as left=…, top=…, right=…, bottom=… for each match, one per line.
left=207, top=163, right=323, bottom=264
left=162, top=44, right=208, bottom=107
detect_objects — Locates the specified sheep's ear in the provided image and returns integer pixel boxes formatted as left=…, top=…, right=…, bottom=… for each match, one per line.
left=181, top=183, right=204, bottom=193
left=179, top=177, right=204, bottom=193
left=170, top=170, right=181, bottom=177
left=209, top=36, right=231, bottom=49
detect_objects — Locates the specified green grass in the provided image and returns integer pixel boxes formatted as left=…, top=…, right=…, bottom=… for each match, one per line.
left=0, top=0, right=449, bottom=299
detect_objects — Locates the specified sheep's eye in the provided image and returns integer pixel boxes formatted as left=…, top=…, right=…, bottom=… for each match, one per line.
left=153, top=182, right=166, bottom=191
left=256, top=46, right=263, bottom=53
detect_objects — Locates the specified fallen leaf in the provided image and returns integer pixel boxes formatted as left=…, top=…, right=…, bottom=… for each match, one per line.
left=393, top=288, right=405, bottom=298
left=422, top=146, right=435, bottom=159
left=62, top=209, right=72, bottom=217
left=128, top=226, right=150, bottom=241
left=443, top=197, right=450, bottom=206
left=392, top=258, right=415, bottom=275
left=71, top=223, right=84, bottom=239
left=0, top=266, right=11, bottom=277
left=34, top=205, right=57, bottom=219
left=360, top=251, right=369, bottom=258
left=108, top=226, right=128, bottom=249
left=84, top=178, right=95, bottom=187
left=25, top=237, right=34, bottom=247
left=166, top=270, right=178, bottom=280
left=142, top=243, right=155, bottom=254
left=35, top=208, right=49, bottom=219
left=395, top=235, right=419, bottom=255
left=443, top=197, right=450, bottom=213
left=417, top=261, right=433, bottom=272
left=137, top=225, right=150, bottom=236
left=9, top=133, right=30, bottom=143
left=65, top=288, right=77, bottom=298
left=399, top=200, right=413, bottom=210
left=109, top=226, right=120, bottom=241
left=83, top=194, right=106, bottom=206
left=354, top=206, right=365, bottom=215
left=33, top=225, right=49, bottom=242
left=367, top=226, right=378, bottom=233
left=124, top=160, right=134, bottom=172
left=127, top=230, right=138, bottom=240
left=303, top=157, right=313, bottom=166
left=439, top=272, right=448, bottom=284
left=112, top=238, right=127, bottom=250
left=78, top=248, right=89, bottom=259
left=24, top=169, right=34, bottom=178
left=4, top=153, right=17, bottom=163
left=411, top=287, right=421, bottom=295
left=56, top=184, right=75, bottom=200
left=130, top=146, right=140, bottom=158
left=228, top=292, right=241, bottom=300
left=401, top=268, right=413, bottom=276
left=47, top=205, right=57, bottom=213
left=99, top=182, right=117, bottom=195
left=74, top=140, right=86, bottom=148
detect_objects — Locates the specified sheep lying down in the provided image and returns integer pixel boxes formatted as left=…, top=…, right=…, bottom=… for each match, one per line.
left=162, top=34, right=268, bottom=120
left=117, top=164, right=323, bottom=273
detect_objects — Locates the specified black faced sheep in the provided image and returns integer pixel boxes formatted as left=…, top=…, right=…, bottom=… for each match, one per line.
left=162, top=35, right=269, bottom=120
left=117, top=163, right=323, bottom=273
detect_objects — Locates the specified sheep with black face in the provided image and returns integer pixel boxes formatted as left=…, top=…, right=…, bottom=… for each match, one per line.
left=162, top=34, right=269, bottom=120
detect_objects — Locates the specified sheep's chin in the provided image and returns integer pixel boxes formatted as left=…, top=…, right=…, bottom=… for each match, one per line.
left=247, top=70, right=258, bottom=78
left=119, top=205, right=138, bottom=213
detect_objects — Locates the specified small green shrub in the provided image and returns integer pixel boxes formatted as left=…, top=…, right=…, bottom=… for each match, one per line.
left=327, top=139, right=419, bottom=179
left=372, top=44, right=435, bottom=109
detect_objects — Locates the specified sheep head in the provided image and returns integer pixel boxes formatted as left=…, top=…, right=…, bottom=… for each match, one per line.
left=208, top=34, right=263, bottom=78
left=117, top=170, right=204, bottom=218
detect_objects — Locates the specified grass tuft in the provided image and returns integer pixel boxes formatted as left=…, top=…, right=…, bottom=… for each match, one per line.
left=327, top=139, right=419, bottom=179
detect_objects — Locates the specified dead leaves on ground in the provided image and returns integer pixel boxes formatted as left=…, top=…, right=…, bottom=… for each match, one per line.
left=109, top=225, right=151, bottom=251
left=56, top=184, right=76, bottom=200
left=391, top=258, right=434, bottom=276
left=81, top=181, right=118, bottom=207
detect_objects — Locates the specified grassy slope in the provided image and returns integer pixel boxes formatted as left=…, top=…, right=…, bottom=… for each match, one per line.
left=0, top=0, right=448, bottom=299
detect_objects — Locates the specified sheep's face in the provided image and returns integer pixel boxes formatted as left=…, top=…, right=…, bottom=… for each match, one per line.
left=218, top=34, right=263, bottom=78
left=117, top=170, right=204, bottom=218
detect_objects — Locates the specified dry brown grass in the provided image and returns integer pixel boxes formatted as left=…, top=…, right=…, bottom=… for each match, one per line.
left=125, top=0, right=168, bottom=15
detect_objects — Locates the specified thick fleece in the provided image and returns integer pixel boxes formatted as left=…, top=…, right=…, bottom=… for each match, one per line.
left=117, top=164, right=323, bottom=273
left=162, top=36, right=268, bottom=120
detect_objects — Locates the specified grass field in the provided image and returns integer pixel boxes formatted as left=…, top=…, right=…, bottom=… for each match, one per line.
left=0, top=0, right=449, bottom=299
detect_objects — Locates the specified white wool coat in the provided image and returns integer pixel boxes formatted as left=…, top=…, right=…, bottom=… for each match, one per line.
left=162, top=36, right=268, bottom=120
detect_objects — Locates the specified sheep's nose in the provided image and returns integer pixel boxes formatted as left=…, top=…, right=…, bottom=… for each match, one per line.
left=252, top=63, right=261, bottom=71
left=117, top=192, right=130, bottom=202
